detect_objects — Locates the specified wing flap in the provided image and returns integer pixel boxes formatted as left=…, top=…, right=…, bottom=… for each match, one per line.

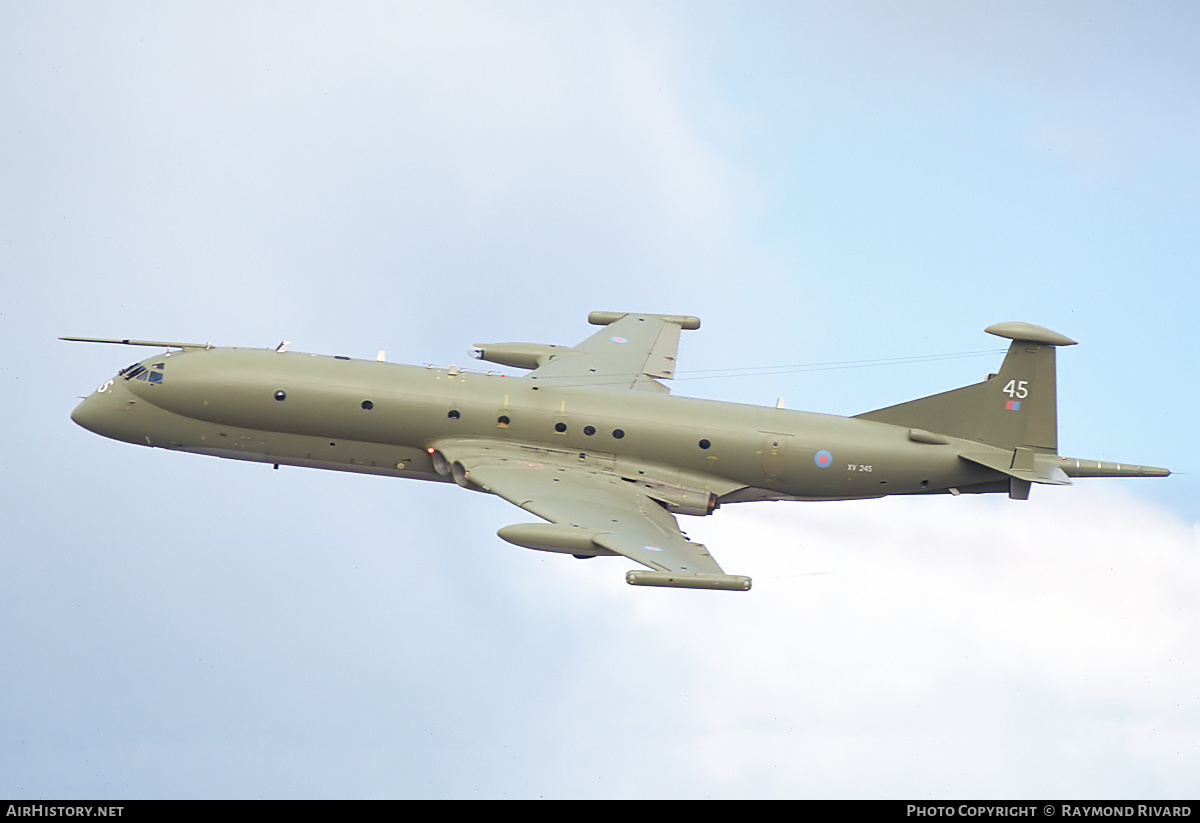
left=434, top=438, right=743, bottom=585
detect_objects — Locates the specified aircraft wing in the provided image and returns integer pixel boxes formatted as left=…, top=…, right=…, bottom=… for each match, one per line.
left=526, top=312, right=701, bottom=393
left=432, top=438, right=751, bottom=590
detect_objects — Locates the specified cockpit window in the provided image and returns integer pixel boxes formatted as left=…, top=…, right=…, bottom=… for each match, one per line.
left=120, top=361, right=166, bottom=384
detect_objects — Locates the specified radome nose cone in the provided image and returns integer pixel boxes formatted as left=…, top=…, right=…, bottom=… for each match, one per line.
left=70, top=383, right=146, bottom=445
left=70, top=393, right=103, bottom=434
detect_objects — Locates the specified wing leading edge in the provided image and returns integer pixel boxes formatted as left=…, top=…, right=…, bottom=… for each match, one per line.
left=431, top=438, right=751, bottom=591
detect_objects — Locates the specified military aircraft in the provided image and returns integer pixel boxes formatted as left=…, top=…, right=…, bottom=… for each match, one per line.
left=65, top=312, right=1168, bottom=591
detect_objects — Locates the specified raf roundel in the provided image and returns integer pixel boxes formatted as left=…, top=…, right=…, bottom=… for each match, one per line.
left=814, top=450, right=833, bottom=468
left=610, top=336, right=628, bottom=344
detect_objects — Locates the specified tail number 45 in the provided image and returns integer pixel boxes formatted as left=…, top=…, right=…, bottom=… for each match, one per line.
left=1002, top=379, right=1029, bottom=399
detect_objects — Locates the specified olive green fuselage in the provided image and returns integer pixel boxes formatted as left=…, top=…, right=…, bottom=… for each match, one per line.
left=72, top=347, right=1004, bottom=503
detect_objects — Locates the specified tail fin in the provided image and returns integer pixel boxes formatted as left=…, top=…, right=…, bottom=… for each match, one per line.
left=853, top=322, right=1077, bottom=452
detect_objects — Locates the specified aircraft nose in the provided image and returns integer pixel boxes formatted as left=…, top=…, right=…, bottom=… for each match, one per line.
left=70, top=379, right=163, bottom=445
left=70, top=382, right=139, bottom=443
left=71, top=391, right=108, bottom=435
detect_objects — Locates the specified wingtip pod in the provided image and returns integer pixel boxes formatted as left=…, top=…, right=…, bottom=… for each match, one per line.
left=626, top=571, right=752, bottom=591
left=588, top=311, right=701, bottom=330
left=984, top=322, right=1077, bottom=347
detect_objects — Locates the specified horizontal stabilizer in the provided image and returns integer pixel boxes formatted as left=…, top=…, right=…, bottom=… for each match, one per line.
left=959, top=448, right=1072, bottom=486
left=961, top=449, right=1170, bottom=482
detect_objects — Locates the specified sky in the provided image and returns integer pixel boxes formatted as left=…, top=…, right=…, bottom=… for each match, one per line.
left=2, top=1, right=1197, bottom=799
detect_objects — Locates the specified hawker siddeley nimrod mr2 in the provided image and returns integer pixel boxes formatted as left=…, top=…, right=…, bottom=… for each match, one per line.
left=65, top=313, right=1169, bottom=592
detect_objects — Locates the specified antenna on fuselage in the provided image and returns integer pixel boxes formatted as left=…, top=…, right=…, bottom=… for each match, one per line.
left=60, top=337, right=212, bottom=350
left=275, top=341, right=291, bottom=353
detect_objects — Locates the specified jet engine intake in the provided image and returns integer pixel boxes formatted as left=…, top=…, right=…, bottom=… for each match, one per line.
left=632, top=481, right=718, bottom=516
left=450, top=460, right=482, bottom=491
left=429, top=449, right=450, bottom=476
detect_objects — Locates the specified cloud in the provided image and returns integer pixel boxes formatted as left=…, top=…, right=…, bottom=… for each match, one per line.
left=6, top=1, right=1198, bottom=799
left=520, top=485, right=1199, bottom=796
